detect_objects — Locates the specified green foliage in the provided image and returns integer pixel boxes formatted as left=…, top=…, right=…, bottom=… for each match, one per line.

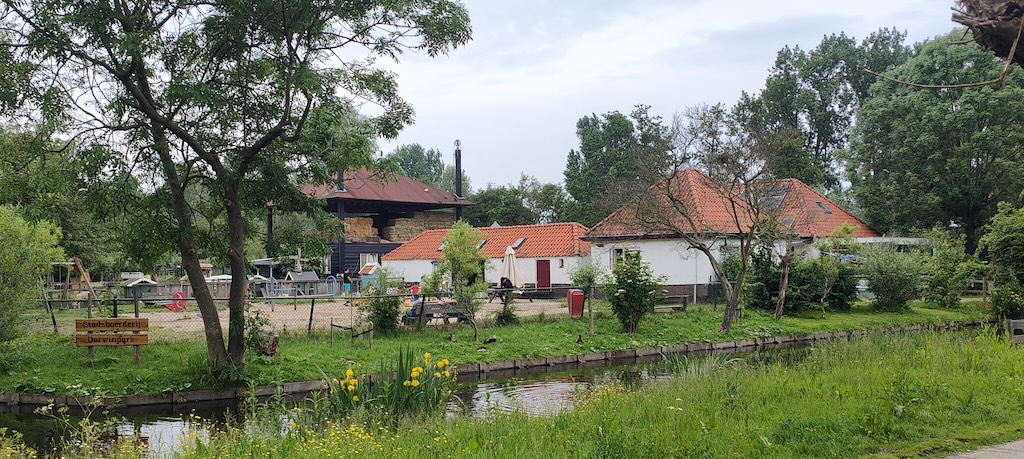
left=244, top=307, right=274, bottom=354
left=0, top=205, right=63, bottom=341
left=921, top=228, right=974, bottom=308
left=849, top=30, right=1024, bottom=252
left=387, top=143, right=445, bottom=188
left=493, top=295, right=519, bottom=327
left=315, top=349, right=456, bottom=420
left=564, top=105, right=674, bottom=226
left=859, top=245, right=924, bottom=310
left=436, top=221, right=488, bottom=322
left=982, top=203, right=1024, bottom=320
left=603, top=256, right=665, bottom=333
left=463, top=185, right=535, bottom=227
left=361, top=294, right=403, bottom=337
left=742, top=246, right=857, bottom=314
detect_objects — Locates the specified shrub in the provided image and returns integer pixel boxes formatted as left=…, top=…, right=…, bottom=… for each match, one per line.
left=921, top=228, right=973, bottom=308
left=981, top=203, right=1024, bottom=320
left=0, top=205, right=64, bottom=342
left=859, top=245, right=924, bottom=310
left=603, top=256, right=665, bottom=333
left=787, top=257, right=858, bottom=312
left=358, top=267, right=403, bottom=335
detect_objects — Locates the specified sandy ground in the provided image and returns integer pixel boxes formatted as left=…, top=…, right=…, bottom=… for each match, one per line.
left=140, top=296, right=571, bottom=335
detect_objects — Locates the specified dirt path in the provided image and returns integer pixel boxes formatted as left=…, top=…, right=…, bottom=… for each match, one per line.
left=142, top=297, right=570, bottom=335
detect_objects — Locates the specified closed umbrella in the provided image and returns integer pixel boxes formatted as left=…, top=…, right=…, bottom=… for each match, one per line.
left=500, top=245, right=523, bottom=288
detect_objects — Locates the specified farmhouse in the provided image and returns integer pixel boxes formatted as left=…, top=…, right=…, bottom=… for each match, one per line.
left=381, top=222, right=591, bottom=290
left=583, top=168, right=881, bottom=302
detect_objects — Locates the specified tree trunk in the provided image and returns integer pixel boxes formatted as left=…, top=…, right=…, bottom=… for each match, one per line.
left=223, top=183, right=248, bottom=364
left=587, top=286, right=595, bottom=336
left=719, top=277, right=742, bottom=333
left=774, top=243, right=793, bottom=320
left=151, top=125, right=229, bottom=366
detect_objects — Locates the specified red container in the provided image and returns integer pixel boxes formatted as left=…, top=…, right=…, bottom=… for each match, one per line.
left=567, top=289, right=585, bottom=319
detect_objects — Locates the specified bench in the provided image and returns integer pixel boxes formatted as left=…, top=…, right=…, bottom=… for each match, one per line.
left=654, top=297, right=688, bottom=313
left=402, top=301, right=468, bottom=325
left=487, top=288, right=533, bottom=303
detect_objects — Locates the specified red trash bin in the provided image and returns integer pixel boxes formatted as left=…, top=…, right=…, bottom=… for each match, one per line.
left=567, top=289, right=584, bottom=319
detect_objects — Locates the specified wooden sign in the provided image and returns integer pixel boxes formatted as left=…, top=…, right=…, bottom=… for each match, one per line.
left=75, top=334, right=149, bottom=346
left=75, top=318, right=149, bottom=332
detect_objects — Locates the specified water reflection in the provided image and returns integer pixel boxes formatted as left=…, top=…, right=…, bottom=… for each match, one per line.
left=0, top=346, right=813, bottom=456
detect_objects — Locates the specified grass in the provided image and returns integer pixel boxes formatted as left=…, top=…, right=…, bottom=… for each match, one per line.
left=0, top=300, right=990, bottom=397
left=172, top=329, right=1024, bottom=458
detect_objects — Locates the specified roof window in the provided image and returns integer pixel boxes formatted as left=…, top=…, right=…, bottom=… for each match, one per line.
left=476, top=239, right=487, bottom=250
left=437, top=242, right=447, bottom=251
left=815, top=201, right=833, bottom=214
left=511, top=237, right=526, bottom=249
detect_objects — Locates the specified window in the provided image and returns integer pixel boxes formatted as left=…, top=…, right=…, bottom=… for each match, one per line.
left=815, top=201, right=833, bottom=214
left=612, top=248, right=640, bottom=265
left=359, top=253, right=378, bottom=268
left=559, top=259, right=564, bottom=268
left=437, top=242, right=447, bottom=251
left=511, top=237, right=526, bottom=249
left=476, top=239, right=487, bottom=250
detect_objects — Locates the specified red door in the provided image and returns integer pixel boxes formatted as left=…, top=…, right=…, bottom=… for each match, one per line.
left=536, top=260, right=551, bottom=288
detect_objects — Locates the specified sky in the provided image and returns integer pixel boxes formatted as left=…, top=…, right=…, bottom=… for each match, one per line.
left=377, top=0, right=960, bottom=189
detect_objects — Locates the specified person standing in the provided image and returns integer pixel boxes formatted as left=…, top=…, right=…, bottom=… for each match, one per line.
left=410, top=281, right=421, bottom=303
left=342, top=268, right=352, bottom=295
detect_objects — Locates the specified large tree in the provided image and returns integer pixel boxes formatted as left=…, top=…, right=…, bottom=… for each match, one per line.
left=564, top=104, right=674, bottom=226
left=1, top=0, right=471, bottom=374
left=848, top=30, right=1024, bottom=252
left=736, top=29, right=912, bottom=189
left=388, top=143, right=445, bottom=189
left=463, top=185, right=533, bottom=227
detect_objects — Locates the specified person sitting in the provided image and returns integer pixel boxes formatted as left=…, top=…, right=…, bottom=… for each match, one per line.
left=499, top=277, right=514, bottom=303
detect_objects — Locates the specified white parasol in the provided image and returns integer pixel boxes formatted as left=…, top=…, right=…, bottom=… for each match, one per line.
left=499, top=245, right=523, bottom=288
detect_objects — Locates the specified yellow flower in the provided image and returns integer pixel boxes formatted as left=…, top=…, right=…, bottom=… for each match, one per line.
left=443, top=370, right=450, bottom=378
left=352, top=395, right=359, bottom=402
left=434, top=372, right=441, bottom=378
left=345, top=368, right=354, bottom=378
left=403, top=380, right=411, bottom=387
left=410, top=379, right=420, bottom=387
left=424, top=352, right=431, bottom=361
left=332, top=378, right=339, bottom=385
left=347, top=384, right=356, bottom=392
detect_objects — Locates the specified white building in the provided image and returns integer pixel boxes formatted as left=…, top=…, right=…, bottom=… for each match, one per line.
left=583, top=169, right=882, bottom=302
left=381, top=222, right=591, bottom=288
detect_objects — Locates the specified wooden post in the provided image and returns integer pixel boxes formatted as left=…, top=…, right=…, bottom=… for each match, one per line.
left=132, top=288, right=141, bottom=364
left=86, top=296, right=94, bottom=362
left=307, top=298, right=316, bottom=334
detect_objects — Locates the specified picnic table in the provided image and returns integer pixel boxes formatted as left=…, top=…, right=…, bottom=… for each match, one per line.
left=402, top=299, right=467, bottom=325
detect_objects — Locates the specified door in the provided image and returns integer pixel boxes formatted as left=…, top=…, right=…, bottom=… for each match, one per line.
left=536, top=259, right=551, bottom=288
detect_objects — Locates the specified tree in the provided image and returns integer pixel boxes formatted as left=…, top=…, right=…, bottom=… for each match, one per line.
left=736, top=29, right=912, bottom=189
left=463, top=185, right=533, bottom=227
left=388, top=144, right=445, bottom=189
left=631, top=105, right=789, bottom=333
left=980, top=203, right=1024, bottom=320
left=434, top=221, right=487, bottom=340
left=604, top=255, right=663, bottom=333
left=517, top=174, right=570, bottom=224
left=0, top=206, right=63, bottom=341
left=2, top=0, right=471, bottom=374
left=564, top=105, right=674, bottom=226
left=921, top=228, right=974, bottom=309
left=848, top=30, right=1024, bottom=252
left=569, top=259, right=603, bottom=336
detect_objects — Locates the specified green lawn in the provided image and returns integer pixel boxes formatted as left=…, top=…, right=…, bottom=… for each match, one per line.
left=0, top=300, right=990, bottom=397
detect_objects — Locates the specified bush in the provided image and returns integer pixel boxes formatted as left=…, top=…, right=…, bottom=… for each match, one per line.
left=0, top=206, right=64, bottom=342
left=742, top=246, right=857, bottom=314
left=603, top=256, right=665, bottom=333
left=921, top=228, right=973, bottom=309
left=859, top=245, right=924, bottom=310
left=358, top=267, right=403, bottom=335
left=981, top=203, right=1024, bottom=320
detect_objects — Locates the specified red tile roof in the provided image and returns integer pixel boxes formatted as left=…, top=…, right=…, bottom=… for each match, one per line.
left=382, top=223, right=591, bottom=261
left=301, top=167, right=471, bottom=208
left=775, top=179, right=880, bottom=238
left=585, top=169, right=879, bottom=240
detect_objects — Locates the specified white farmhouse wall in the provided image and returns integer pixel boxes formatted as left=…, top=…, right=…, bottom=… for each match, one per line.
left=384, top=256, right=588, bottom=285
left=590, top=239, right=721, bottom=286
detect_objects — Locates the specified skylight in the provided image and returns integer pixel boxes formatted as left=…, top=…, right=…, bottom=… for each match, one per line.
left=815, top=201, right=833, bottom=214
left=437, top=242, right=447, bottom=251
left=476, top=239, right=487, bottom=250
left=511, top=237, right=526, bottom=249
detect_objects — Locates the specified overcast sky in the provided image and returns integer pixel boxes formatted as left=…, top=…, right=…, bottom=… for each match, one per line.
left=377, top=1, right=959, bottom=189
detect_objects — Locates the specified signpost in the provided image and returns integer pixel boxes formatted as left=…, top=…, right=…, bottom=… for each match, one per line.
left=75, top=318, right=149, bottom=363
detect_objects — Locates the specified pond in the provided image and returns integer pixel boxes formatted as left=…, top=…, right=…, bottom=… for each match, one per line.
left=0, top=346, right=812, bottom=458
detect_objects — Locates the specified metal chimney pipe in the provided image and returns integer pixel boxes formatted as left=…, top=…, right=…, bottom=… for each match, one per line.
left=454, top=139, right=463, bottom=221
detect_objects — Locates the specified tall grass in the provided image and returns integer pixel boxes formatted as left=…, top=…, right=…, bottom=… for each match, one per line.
left=175, top=330, right=1024, bottom=458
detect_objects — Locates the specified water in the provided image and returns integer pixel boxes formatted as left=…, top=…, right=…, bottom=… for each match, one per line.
left=0, top=347, right=811, bottom=457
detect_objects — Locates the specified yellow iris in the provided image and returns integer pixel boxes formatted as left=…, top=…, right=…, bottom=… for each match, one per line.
left=345, top=368, right=354, bottom=378
left=410, top=379, right=420, bottom=387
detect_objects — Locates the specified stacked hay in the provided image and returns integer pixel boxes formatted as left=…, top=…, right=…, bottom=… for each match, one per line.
left=953, top=0, right=1024, bottom=67
left=343, top=217, right=378, bottom=242
left=382, top=211, right=455, bottom=242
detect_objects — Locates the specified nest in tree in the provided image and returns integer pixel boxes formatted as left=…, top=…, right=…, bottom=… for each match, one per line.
left=953, top=0, right=1024, bottom=67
